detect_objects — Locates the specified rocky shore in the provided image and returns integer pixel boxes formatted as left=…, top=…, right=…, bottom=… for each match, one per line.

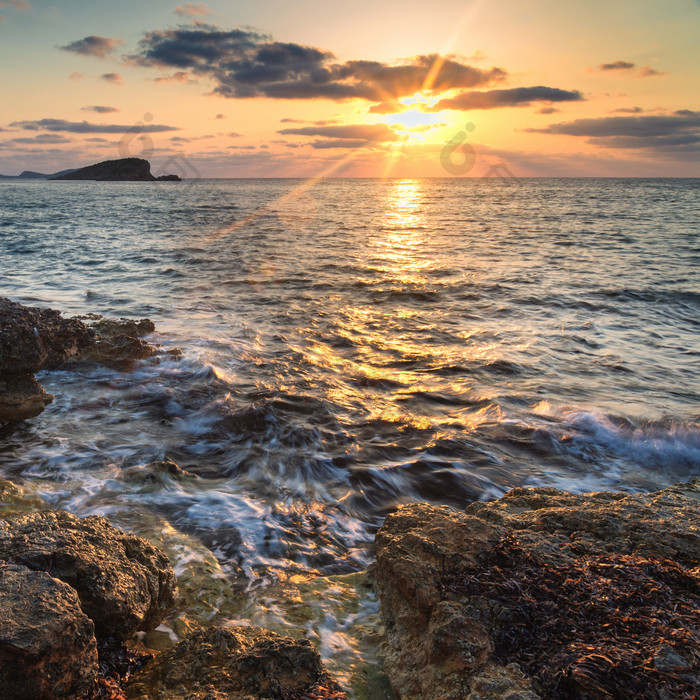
left=0, top=297, right=178, bottom=423
left=1, top=298, right=698, bottom=699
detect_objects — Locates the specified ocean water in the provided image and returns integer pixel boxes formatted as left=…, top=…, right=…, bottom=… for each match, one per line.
left=1, top=177, right=699, bottom=690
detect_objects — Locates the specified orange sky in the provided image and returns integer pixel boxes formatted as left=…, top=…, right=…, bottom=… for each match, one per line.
left=1, top=0, right=699, bottom=177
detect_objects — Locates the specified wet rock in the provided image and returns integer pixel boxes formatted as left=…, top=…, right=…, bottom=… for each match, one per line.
left=374, top=479, right=700, bottom=700
left=0, top=297, right=94, bottom=376
left=0, top=478, right=45, bottom=516
left=127, top=625, right=338, bottom=700
left=0, top=510, right=178, bottom=640
left=0, top=297, right=93, bottom=421
left=0, top=374, right=53, bottom=422
left=0, top=563, right=98, bottom=699
left=119, top=459, right=198, bottom=486
left=75, top=314, right=178, bottom=370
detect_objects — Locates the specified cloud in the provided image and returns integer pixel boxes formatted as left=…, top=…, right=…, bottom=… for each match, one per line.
left=429, top=86, right=584, bottom=111
left=278, top=123, right=403, bottom=142
left=595, top=60, right=665, bottom=78
left=174, top=3, right=209, bottom=15
left=59, top=35, right=123, bottom=59
left=0, top=1, right=31, bottom=8
left=612, top=106, right=644, bottom=114
left=598, top=60, right=636, bottom=71
left=81, top=105, right=119, bottom=114
left=101, top=72, right=123, bottom=84
left=215, top=113, right=226, bottom=119
left=153, top=70, right=194, bottom=83
left=309, top=139, right=373, bottom=149
left=69, top=72, right=86, bottom=81
left=526, top=110, right=700, bottom=151
left=5, top=134, right=71, bottom=144
left=638, top=65, right=664, bottom=77
left=538, top=107, right=560, bottom=115
left=10, top=118, right=179, bottom=134
left=129, top=25, right=506, bottom=100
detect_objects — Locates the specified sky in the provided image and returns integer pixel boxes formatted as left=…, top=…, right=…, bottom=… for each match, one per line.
left=0, top=0, right=699, bottom=177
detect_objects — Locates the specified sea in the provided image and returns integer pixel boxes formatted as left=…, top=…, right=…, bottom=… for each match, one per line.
left=1, top=177, right=698, bottom=695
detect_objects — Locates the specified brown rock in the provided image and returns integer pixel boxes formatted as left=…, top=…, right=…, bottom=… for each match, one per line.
left=0, top=510, right=178, bottom=640
left=0, top=374, right=53, bottom=422
left=0, top=297, right=93, bottom=376
left=127, top=626, right=336, bottom=700
left=0, top=297, right=93, bottom=421
left=0, top=563, right=98, bottom=699
left=374, top=479, right=700, bottom=700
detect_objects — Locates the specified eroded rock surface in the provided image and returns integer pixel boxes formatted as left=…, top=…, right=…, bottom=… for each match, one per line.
left=0, top=510, right=177, bottom=639
left=127, top=625, right=341, bottom=700
left=374, top=480, right=700, bottom=700
left=0, top=297, right=94, bottom=421
left=0, top=563, right=98, bottom=700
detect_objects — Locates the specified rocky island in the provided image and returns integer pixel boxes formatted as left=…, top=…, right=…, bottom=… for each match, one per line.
left=50, top=158, right=181, bottom=182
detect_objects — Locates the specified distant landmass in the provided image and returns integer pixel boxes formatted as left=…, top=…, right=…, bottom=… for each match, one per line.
left=0, top=158, right=181, bottom=181
left=50, top=158, right=181, bottom=182
left=0, top=168, right=78, bottom=180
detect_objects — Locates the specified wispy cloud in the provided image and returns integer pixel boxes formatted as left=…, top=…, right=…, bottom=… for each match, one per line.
left=174, top=3, right=210, bottom=16
left=428, top=86, right=584, bottom=111
left=278, top=123, right=403, bottom=142
left=101, top=72, right=123, bottom=85
left=10, top=118, right=179, bottom=134
left=598, top=60, right=636, bottom=71
left=81, top=105, right=119, bottom=114
left=595, top=60, right=665, bottom=78
left=59, top=35, right=124, bottom=59
left=153, top=70, right=194, bottom=83
left=129, top=25, right=506, bottom=100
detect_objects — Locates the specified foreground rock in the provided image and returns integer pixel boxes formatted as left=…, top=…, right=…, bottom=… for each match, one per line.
left=374, top=480, right=700, bottom=700
left=51, top=157, right=181, bottom=182
left=0, top=510, right=177, bottom=639
left=0, top=297, right=93, bottom=421
left=127, top=625, right=346, bottom=700
left=0, top=564, right=98, bottom=700
left=76, top=313, right=182, bottom=370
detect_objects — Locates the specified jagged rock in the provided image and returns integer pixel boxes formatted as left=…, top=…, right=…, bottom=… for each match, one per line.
left=0, top=297, right=93, bottom=421
left=0, top=563, right=98, bottom=699
left=0, top=510, right=177, bottom=640
left=127, top=626, right=338, bottom=700
left=0, top=297, right=94, bottom=376
left=374, top=479, right=700, bottom=700
left=119, top=459, right=198, bottom=486
left=75, top=314, right=176, bottom=369
left=0, top=374, right=53, bottom=422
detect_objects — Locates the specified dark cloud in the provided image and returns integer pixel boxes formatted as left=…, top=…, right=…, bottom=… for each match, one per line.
left=101, top=72, right=123, bottom=84
left=278, top=123, right=402, bottom=142
left=174, top=3, right=209, bottom=15
left=310, top=139, right=373, bottom=149
left=4, top=134, right=71, bottom=145
left=81, top=105, right=119, bottom=113
left=129, top=25, right=505, bottom=100
left=59, top=35, right=123, bottom=59
left=595, top=61, right=664, bottom=78
left=612, top=106, right=644, bottom=114
left=215, top=113, right=226, bottom=119
left=598, top=60, right=636, bottom=71
left=430, top=86, right=583, bottom=111
left=526, top=110, right=700, bottom=151
left=538, top=107, right=560, bottom=115
left=9, top=118, right=179, bottom=134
